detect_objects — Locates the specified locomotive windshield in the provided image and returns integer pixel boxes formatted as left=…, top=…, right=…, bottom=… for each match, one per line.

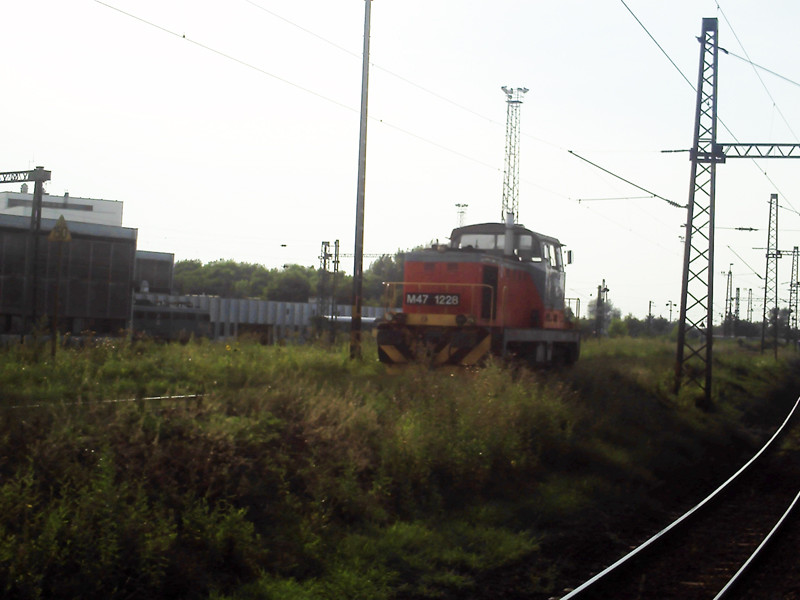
left=517, top=235, right=542, bottom=261
left=458, top=233, right=502, bottom=250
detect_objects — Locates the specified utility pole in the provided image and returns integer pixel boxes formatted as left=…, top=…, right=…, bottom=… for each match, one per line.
left=666, top=300, right=676, bottom=322
left=747, top=288, right=753, bottom=323
left=501, top=86, right=528, bottom=223
left=318, top=241, right=332, bottom=332
left=331, top=240, right=340, bottom=342
left=319, top=241, right=341, bottom=341
left=674, top=18, right=800, bottom=405
left=734, top=287, right=740, bottom=336
left=648, top=300, right=654, bottom=334
left=595, top=279, right=609, bottom=337
left=350, top=0, right=372, bottom=359
left=0, top=167, right=53, bottom=336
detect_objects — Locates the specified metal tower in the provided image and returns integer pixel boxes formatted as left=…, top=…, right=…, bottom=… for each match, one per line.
left=723, top=264, right=733, bottom=337
left=674, top=18, right=800, bottom=405
left=319, top=241, right=332, bottom=321
left=319, top=240, right=341, bottom=339
left=674, top=18, right=721, bottom=404
left=761, top=193, right=780, bottom=355
left=501, top=86, right=528, bottom=223
left=789, top=246, right=799, bottom=347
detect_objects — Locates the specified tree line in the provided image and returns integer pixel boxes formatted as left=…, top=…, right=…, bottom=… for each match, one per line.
left=581, top=297, right=794, bottom=342
left=172, top=254, right=405, bottom=305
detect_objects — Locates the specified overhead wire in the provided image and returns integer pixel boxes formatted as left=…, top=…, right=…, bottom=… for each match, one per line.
left=93, top=0, right=678, bottom=226
left=572, top=199, right=682, bottom=255
left=618, top=0, right=800, bottom=311
left=243, top=0, right=502, bottom=128
left=714, top=1, right=800, bottom=215
left=93, top=0, right=355, bottom=113
left=715, top=2, right=800, bottom=141
left=96, top=0, right=726, bottom=251
left=727, top=245, right=763, bottom=279
left=568, top=151, right=684, bottom=208
left=620, top=0, right=800, bottom=214
left=575, top=196, right=655, bottom=202
left=92, top=1, right=511, bottom=178
left=720, top=50, right=800, bottom=90
left=618, top=0, right=696, bottom=91
left=244, top=0, right=676, bottom=204
left=243, top=0, right=566, bottom=152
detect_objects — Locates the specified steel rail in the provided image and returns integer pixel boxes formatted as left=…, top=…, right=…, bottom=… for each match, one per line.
left=561, top=393, right=800, bottom=599
left=712, top=487, right=800, bottom=599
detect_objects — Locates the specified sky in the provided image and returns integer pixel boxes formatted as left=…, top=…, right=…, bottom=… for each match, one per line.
left=3, top=0, right=800, bottom=320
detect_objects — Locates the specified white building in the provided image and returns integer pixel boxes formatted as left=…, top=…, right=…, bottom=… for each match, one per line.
left=0, top=186, right=123, bottom=227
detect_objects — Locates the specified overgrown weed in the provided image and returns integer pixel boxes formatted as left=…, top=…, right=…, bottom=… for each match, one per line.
left=0, top=336, right=796, bottom=598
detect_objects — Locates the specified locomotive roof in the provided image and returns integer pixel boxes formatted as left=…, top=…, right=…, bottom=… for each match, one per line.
left=450, top=222, right=562, bottom=246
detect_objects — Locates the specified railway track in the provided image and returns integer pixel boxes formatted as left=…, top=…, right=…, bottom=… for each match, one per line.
left=560, top=395, right=800, bottom=600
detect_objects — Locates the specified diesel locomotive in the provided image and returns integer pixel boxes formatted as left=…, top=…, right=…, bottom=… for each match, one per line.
left=376, top=217, right=580, bottom=366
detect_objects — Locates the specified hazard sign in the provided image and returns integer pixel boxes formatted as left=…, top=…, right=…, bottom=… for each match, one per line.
left=48, top=215, right=72, bottom=242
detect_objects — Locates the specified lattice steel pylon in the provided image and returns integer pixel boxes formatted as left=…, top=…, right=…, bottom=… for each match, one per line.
left=501, top=86, right=528, bottom=223
left=789, top=246, right=799, bottom=348
left=761, top=194, right=780, bottom=356
left=675, top=18, right=721, bottom=404
left=674, top=18, right=800, bottom=405
left=724, top=264, right=733, bottom=337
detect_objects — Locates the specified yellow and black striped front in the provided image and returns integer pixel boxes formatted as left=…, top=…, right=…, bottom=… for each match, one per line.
left=376, top=320, right=492, bottom=367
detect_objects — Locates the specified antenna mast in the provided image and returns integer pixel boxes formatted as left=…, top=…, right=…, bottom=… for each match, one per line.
left=501, top=86, right=528, bottom=223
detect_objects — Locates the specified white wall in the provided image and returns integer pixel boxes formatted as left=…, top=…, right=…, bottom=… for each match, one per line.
left=0, top=192, right=123, bottom=227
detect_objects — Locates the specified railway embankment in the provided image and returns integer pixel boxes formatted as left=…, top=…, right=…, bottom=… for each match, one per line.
left=0, top=336, right=798, bottom=599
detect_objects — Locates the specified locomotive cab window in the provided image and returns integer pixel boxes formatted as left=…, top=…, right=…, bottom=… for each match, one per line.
left=459, top=233, right=500, bottom=250
left=517, top=235, right=541, bottom=262
left=542, top=243, right=563, bottom=270
left=459, top=233, right=496, bottom=250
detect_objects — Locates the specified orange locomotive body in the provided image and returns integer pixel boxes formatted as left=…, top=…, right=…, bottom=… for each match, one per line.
left=377, top=220, right=580, bottom=366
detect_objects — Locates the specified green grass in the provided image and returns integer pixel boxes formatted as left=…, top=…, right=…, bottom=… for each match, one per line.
left=1, top=336, right=798, bottom=598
